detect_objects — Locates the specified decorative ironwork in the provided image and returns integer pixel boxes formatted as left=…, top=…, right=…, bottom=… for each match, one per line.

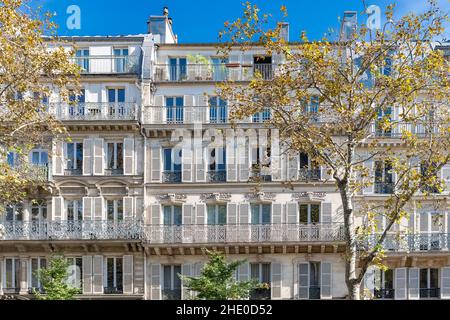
left=245, top=192, right=276, bottom=202
left=420, top=288, right=440, bottom=298
left=200, top=193, right=231, bottom=203
left=292, top=192, right=327, bottom=202
left=64, top=168, right=82, bottom=176
left=71, top=55, right=139, bottom=74
left=104, top=287, right=124, bottom=294
left=162, top=171, right=182, bottom=183
left=362, top=233, right=450, bottom=252
left=298, top=168, right=321, bottom=181
left=207, top=170, right=226, bottom=183
left=157, top=193, right=187, bottom=203
left=104, top=168, right=124, bottom=176
left=374, top=288, right=395, bottom=299
left=51, top=102, right=137, bottom=121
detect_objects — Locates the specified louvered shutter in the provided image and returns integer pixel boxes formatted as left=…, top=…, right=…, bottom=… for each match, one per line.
left=184, top=95, right=195, bottom=123
left=93, top=138, right=104, bottom=175
left=182, top=137, right=193, bottom=182
left=52, top=140, right=64, bottom=175
left=271, top=263, right=282, bottom=299
left=408, top=268, right=419, bottom=300
left=271, top=131, right=281, bottom=181
left=150, top=263, right=161, bottom=300
left=123, top=255, right=133, bottom=294
left=150, top=143, right=162, bottom=182
left=153, top=95, right=164, bottom=124
left=237, top=136, right=249, bottom=181
left=321, top=202, right=333, bottom=224
left=238, top=262, right=250, bottom=281
left=441, top=267, right=450, bottom=299
left=288, top=153, right=298, bottom=181
left=394, top=268, right=407, bottom=300
left=298, top=263, right=309, bottom=299
left=51, top=196, right=63, bottom=221
left=226, top=135, right=237, bottom=182
left=82, top=256, right=93, bottom=294
left=82, top=197, right=93, bottom=220
left=286, top=202, right=299, bottom=224
left=123, top=138, right=135, bottom=175
left=83, top=139, right=93, bottom=175
left=321, top=262, right=332, bottom=299
left=181, top=263, right=192, bottom=300
left=194, top=138, right=206, bottom=182
left=93, top=197, right=104, bottom=220
left=123, top=197, right=134, bottom=220
left=92, top=255, right=103, bottom=294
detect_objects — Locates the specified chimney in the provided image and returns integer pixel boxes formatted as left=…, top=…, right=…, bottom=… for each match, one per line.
left=147, top=7, right=177, bottom=44
left=340, top=11, right=357, bottom=41
left=163, top=6, right=169, bottom=17
left=278, top=22, right=290, bottom=42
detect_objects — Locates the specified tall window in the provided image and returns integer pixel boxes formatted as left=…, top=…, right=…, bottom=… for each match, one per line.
left=420, top=161, right=440, bottom=193
left=75, top=48, right=90, bottom=71
left=253, top=56, right=273, bottom=80
left=298, top=262, right=323, bottom=299
left=419, top=212, right=444, bottom=250
left=162, top=265, right=182, bottom=300
left=209, top=96, right=227, bottom=123
left=299, top=153, right=321, bottom=180
left=207, top=205, right=227, bottom=225
left=251, top=204, right=271, bottom=225
left=168, top=57, right=187, bottom=81
left=252, top=107, right=271, bottom=123
left=6, top=204, right=23, bottom=222
left=113, top=48, right=129, bottom=73
left=208, top=148, right=226, bottom=182
left=419, top=268, right=439, bottom=298
left=299, top=204, right=320, bottom=225
left=66, top=142, right=83, bottom=174
left=374, top=160, right=393, bottom=194
left=30, top=149, right=48, bottom=166
left=106, top=142, right=124, bottom=174
left=250, top=263, right=271, bottom=300
left=375, top=107, right=392, bottom=137
left=211, top=57, right=228, bottom=81
left=163, top=148, right=182, bottom=183
left=163, top=205, right=182, bottom=226
left=251, top=147, right=271, bottom=181
left=108, top=88, right=126, bottom=116
left=66, top=199, right=83, bottom=222
left=67, top=257, right=83, bottom=290
left=105, top=257, right=123, bottom=294
left=7, top=151, right=19, bottom=168
left=374, top=269, right=394, bottom=299
left=31, top=201, right=47, bottom=221
left=302, top=96, right=320, bottom=122
left=5, top=258, right=20, bottom=291
left=30, top=257, right=47, bottom=291
left=166, top=97, right=184, bottom=123
left=69, top=89, right=85, bottom=116
left=107, top=199, right=123, bottom=222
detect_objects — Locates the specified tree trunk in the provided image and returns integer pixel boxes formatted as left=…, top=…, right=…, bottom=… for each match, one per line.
left=347, top=280, right=361, bottom=300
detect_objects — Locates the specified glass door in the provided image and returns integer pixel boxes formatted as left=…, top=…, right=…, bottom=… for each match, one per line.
left=114, top=48, right=129, bottom=73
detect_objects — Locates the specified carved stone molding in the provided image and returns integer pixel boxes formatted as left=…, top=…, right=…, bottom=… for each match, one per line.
left=292, top=192, right=327, bottom=202
left=200, top=193, right=232, bottom=203
left=157, top=193, right=187, bottom=204
left=244, top=192, right=276, bottom=202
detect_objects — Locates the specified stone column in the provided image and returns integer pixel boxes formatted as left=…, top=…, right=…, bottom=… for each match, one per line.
left=19, top=257, right=28, bottom=295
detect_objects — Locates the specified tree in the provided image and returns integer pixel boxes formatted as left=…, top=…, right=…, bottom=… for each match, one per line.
left=33, top=255, right=81, bottom=300
left=217, top=1, right=450, bottom=299
left=0, top=0, right=80, bottom=205
left=179, top=249, right=263, bottom=300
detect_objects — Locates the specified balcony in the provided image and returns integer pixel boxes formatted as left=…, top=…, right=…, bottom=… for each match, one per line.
left=363, top=233, right=450, bottom=252
left=374, top=288, right=394, bottom=299
left=105, top=168, right=124, bottom=176
left=72, top=55, right=139, bottom=74
left=0, top=220, right=142, bottom=241
left=250, top=167, right=272, bottom=182
left=153, top=63, right=275, bottom=82
left=50, top=103, right=137, bottom=121
left=370, top=122, right=448, bottom=138
left=162, top=171, right=182, bottom=183
left=143, top=223, right=345, bottom=244
left=207, top=170, right=226, bottom=183
left=374, top=182, right=394, bottom=194
left=104, top=287, right=124, bottom=295
left=298, top=168, right=321, bottom=181
left=64, top=168, right=82, bottom=176
left=420, top=288, right=440, bottom=299
left=162, top=289, right=182, bottom=300
left=250, top=288, right=271, bottom=300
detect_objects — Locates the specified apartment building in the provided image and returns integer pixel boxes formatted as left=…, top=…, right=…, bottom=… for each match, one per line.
left=0, top=8, right=449, bottom=300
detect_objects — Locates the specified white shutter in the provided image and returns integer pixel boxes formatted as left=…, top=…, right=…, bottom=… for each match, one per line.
left=238, top=262, right=250, bottom=281
left=441, top=164, right=450, bottom=192
left=194, top=140, right=206, bottom=182
left=51, top=196, right=63, bottom=221
left=197, top=94, right=208, bottom=123
left=82, top=256, right=93, bottom=294
left=93, top=197, right=104, bottom=220
left=150, top=204, right=161, bottom=225
left=441, top=267, right=450, bottom=299
left=408, top=268, right=419, bottom=300
left=298, top=263, right=309, bottom=299
left=321, top=166, right=332, bottom=181
left=92, top=255, right=103, bottom=294
left=181, top=263, right=192, bottom=300
left=409, top=211, right=416, bottom=234
left=83, top=139, right=93, bottom=175
left=239, top=203, right=250, bottom=224
left=226, top=135, right=237, bottom=182
left=227, top=203, right=238, bottom=224
left=272, top=203, right=283, bottom=224
left=150, top=143, right=161, bottom=182
left=320, top=262, right=332, bottom=299
left=363, top=266, right=375, bottom=299
left=237, top=136, right=249, bottom=181
left=196, top=203, right=206, bottom=224
left=363, top=157, right=374, bottom=194
left=123, top=138, right=135, bottom=175
left=153, top=95, right=164, bottom=124
left=321, top=202, right=332, bottom=224
left=182, top=137, right=193, bottom=182
left=182, top=204, right=194, bottom=225
left=184, top=95, right=195, bottom=123
left=135, top=197, right=144, bottom=220
left=93, top=138, right=104, bottom=175
left=150, top=263, right=161, bottom=300
left=271, top=263, right=282, bottom=299
left=287, top=153, right=298, bottom=181
left=82, top=197, right=93, bottom=220
left=394, top=268, right=407, bottom=300
left=123, top=255, right=133, bottom=294
left=271, top=131, right=281, bottom=181
left=286, top=202, right=299, bottom=224
left=123, top=197, right=134, bottom=220
left=52, top=140, right=64, bottom=176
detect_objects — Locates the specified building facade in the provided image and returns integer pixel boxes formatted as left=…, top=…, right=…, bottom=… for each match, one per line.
left=0, top=9, right=450, bottom=300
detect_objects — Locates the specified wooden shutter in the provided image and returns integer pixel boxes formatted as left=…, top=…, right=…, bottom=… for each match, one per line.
left=52, top=140, right=64, bottom=176
left=153, top=95, right=164, bottom=124
left=226, top=135, right=237, bottom=182
left=51, top=196, right=63, bottom=221
left=150, top=204, right=161, bottom=225
left=150, top=143, right=162, bottom=182
left=408, top=268, right=419, bottom=300
left=272, top=203, right=283, bottom=224
left=182, top=204, right=194, bottom=225
left=239, top=203, right=250, bottom=224
left=123, top=197, right=134, bottom=220
left=271, top=262, right=282, bottom=299
left=123, top=255, right=133, bottom=294
left=182, top=137, right=193, bottom=182
left=82, top=197, right=93, bottom=220
left=184, top=95, right=194, bottom=123
left=83, top=139, right=93, bottom=175
left=394, top=268, right=407, bottom=300
left=82, top=256, right=93, bottom=294
left=238, top=262, right=250, bottom=281
left=194, top=139, right=206, bottom=182
left=321, top=202, right=333, bottom=224
left=196, top=203, right=206, bottom=224
left=237, top=136, right=249, bottom=181
left=321, top=262, right=332, bottom=299
left=93, top=138, right=104, bottom=175
left=441, top=267, right=450, bottom=299
left=409, top=211, right=416, bottom=234
left=298, top=263, right=309, bottom=299
left=123, top=138, right=135, bottom=175
left=197, top=94, right=208, bottom=123
left=93, top=197, right=104, bottom=220
left=150, top=263, right=161, bottom=300
left=181, top=263, right=192, bottom=300
left=92, top=255, right=103, bottom=294
left=286, top=202, right=299, bottom=224
left=227, top=203, right=238, bottom=224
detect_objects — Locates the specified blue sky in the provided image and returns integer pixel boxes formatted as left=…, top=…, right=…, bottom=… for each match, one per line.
left=35, top=0, right=450, bottom=42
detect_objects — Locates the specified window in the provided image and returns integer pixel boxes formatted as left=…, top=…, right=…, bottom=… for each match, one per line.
left=253, top=56, right=273, bottom=80
left=419, top=268, right=439, bottom=298
left=30, top=149, right=48, bottom=166
left=66, top=142, right=83, bottom=174
left=168, top=57, right=187, bottom=81
left=252, top=107, right=271, bottom=123
left=209, top=96, right=227, bottom=123
left=309, top=262, right=321, bottom=299
left=67, top=257, right=83, bottom=290
left=374, top=269, right=394, bottom=299
left=105, top=257, right=123, bottom=294
left=31, top=201, right=47, bottom=221
left=107, top=199, right=123, bottom=222
left=211, top=57, right=229, bottom=81
left=113, top=48, right=129, bottom=73
left=251, top=146, right=271, bottom=181
left=5, top=258, right=20, bottom=291
left=7, top=151, right=19, bottom=168
left=163, top=205, right=182, bottom=226
left=374, top=160, right=393, bottom=194
left=250, top=263, right=271, bottom=300
left=66, top=199, right=83, bottom=222
left=106, top=142, right=124, bottom=174
left=208, top=148, right=226, bottom=182
left=30, top=257, right=47, bottom=292
left=68, top=89, right=85, bottom=116
left=163, top=148, right=182, bottom=183
left=375, top=107, right=392, bottom=137
left=162, top=265, right=182, bottom=300
left=302, top=96, right=320, bottom=122
left=299, top=204, right=320, bottom=224
left=298, top=153, right=321, bottom=180
left=108, top=88, right=126, bottom=116
left=166, top=97, right=184, bottom=123
left=207, top=205, right=227, bottom=225
left=75, top=48, right=90, bottom=71
left=6, top=204, right=23, bottom=222
left=298, top=262, right=325, bottom=299
left=251, top=204, right=271, bottom=224
left=419, top=212, right=444, bottom=250
left=420, top=161, right=440, bottom=193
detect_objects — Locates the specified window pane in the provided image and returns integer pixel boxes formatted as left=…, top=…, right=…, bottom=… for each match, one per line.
left=116, top=143, right=123, bottom=169
left=117, top=200, right=123, bottom=221
left=173, top=265, right=182, bottom=289
left=420, top=269, right=428, bottom=288
left=173, top=206, right=182, bottom=225
left=310, top=262, right=320, bottom=286
left=107, top=143, right=115, bottom=169
left=108, top=89, right=116, bottom=103
left=384, top=269, right=394, bottom=289
left=299, top=204, right=308, bottom=224
left=251, top=205, right=260, bottom=224
left=76, top=143, right=83, bottom=170
left=164, top=149, right=172, bottom=171
left=250, top=264, right=259, bottom=280
left=173, top=149, right=182, bottom=172
left=118, top=89, right=125, bottom=103
left=218, top=205, right=227, bottom=224
left=31, top=259, right=39, bottom=288
left=207, top=205, right=216, bottom=225
left=430, top=269, right=438, bottom=288
left=163, top=266, right=171, bottom=289
left=6, top=259, right=13, bottom=288
left=261, top=263, right=270, bottom=283
left=107, top=258, right=114, bottom=288
left=311, top=205, right=320, bottom=224
left=116, top=258, right=123, bottom=290
left=262, top=205, right=271, bottom=224
left=107, top=201, right=114, bottom=220
left=67, top=143, right=74, bottom=169
left=163, top=206, right=171, bottom=225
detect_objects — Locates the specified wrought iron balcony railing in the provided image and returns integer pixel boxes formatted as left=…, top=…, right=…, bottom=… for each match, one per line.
left=363, top=233, right=450, bottom=252
left=162, top=171, right=182, bottom=183
left=309, top=286, right=321, bottom=300
left=64, top=168, right=82, bottom=176
left=0, top=220, right=142, bottom=241
left=298, top=168, right=322, bottom=181
left=370, top=122, right=449, bottom=138
left=143, top=223, right=345, bottom=244
left=153, top=63, right=275, bottom=82
left=250, top=288, right=271, bottom=300
left=162, top=289, right=182, bottom=300
left=105, top=168, right=124, bottom=176
left=104, top=287, right=124, bottom=294
left=72, top=55, right=139, bottom=74
left=49, top=103, right=137, bottom=121
left=374, top=288, right=395, bottom=299
left=207, top=170, right=227, bottom=183
left=374, top=182, right=394, bottom=194
left=420, top=288, right=440, bottom=299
